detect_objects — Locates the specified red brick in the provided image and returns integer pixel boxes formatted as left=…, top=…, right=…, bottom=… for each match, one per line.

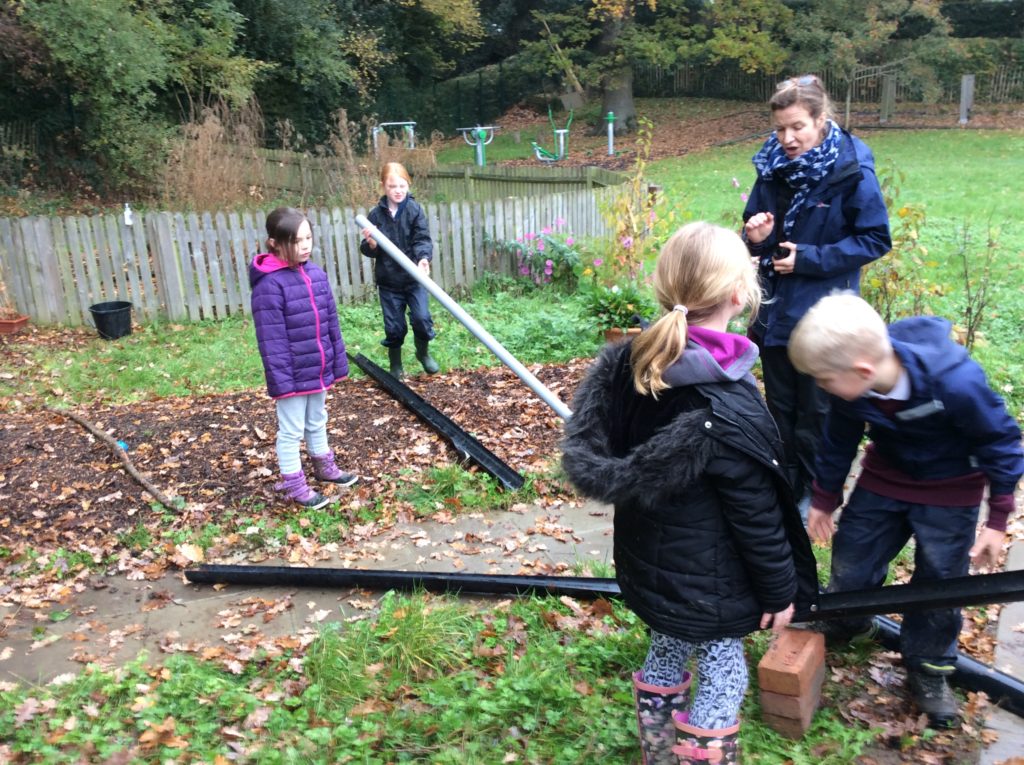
left=760, top=661, right=826, bottom=723
left=762, top=711, right=814, bottom=739
left=757, top=628, right=825, bottom=697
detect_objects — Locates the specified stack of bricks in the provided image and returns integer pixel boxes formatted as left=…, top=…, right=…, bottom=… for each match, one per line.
left=756, top=628, right=826, bottom=739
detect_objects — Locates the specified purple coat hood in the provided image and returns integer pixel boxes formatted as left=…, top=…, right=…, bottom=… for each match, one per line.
left=249, top=253, right=348, bottom=398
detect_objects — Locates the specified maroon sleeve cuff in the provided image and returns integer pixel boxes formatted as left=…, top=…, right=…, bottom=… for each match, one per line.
left=985, top=494, right=1015, bottom=532
left=811, top=480, right=843, bottom=514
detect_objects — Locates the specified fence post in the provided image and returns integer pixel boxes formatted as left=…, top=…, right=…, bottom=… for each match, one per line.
left=959, top=74, right=975, bottom=126
left=880, top=74, right=896, bottom=124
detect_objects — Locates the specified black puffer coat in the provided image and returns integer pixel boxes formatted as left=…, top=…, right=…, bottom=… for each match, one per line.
left=360, top=196, right=433, bottom=291
left=562, top=343, right=818, bottom=640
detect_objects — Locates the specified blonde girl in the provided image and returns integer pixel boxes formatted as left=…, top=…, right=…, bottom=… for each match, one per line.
left=562, top=222, right=817, bottom=765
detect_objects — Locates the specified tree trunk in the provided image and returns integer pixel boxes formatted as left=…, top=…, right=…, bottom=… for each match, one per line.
left=594, top=14, right=636, bottom=135
left=601, top=67, right=636, bottom=134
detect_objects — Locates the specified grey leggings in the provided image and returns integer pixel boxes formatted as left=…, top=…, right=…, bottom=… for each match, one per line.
left=643, top=630, right=748, bottom=729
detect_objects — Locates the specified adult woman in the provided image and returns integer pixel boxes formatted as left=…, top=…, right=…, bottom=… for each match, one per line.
left=743, top=75, right=891, bottom=511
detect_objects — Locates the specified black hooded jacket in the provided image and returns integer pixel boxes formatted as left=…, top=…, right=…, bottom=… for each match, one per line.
left=562, top=342, right=818, bottom=640
left=360, top=195, right=433, bottom=292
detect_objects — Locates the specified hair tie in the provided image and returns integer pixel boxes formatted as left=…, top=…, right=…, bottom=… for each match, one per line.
left=673, top=305, right=688, bottom=316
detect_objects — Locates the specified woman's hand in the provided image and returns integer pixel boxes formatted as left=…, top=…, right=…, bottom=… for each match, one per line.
left=744, top=212, right=774, bottom=244
left=418, top=259, right=430, bottom=275
left=760, top=603, right=795, bottom=633
left=361, top=228, right=377, bottom=249
left=772, top=242, right=797, bottom=274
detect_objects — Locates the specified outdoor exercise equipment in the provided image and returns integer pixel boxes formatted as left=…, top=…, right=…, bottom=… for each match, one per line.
left=457, top=125, right=500, bottom=167
left=371, top=121, right=417, bottom=157
left=355, top=213, right=573, bottom=420
left=531, top=107, right=572, bottom=162
left=606, top=111, right=615, bottom=156
left=349, top=351, right=525, bottom=491
left=186, top=565, right=1024, bottom=716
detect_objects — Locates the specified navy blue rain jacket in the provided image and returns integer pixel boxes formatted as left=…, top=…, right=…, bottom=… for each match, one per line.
left=249, top=253, right=348, bottom=399
left=744, top=130, right=892, bottom=347
left=360, top=196, right=433, bottom=291
left=815, top=316, right=1024, bottom=498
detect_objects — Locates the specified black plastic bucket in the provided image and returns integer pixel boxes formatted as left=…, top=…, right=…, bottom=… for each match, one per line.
left=89, top=301, right=133, bottom=340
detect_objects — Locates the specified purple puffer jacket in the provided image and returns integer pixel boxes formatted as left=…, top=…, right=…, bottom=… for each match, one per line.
left=249, top=253, right=348, bottom=399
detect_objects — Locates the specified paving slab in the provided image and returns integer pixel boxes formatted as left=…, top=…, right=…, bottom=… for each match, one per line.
left=0, top=499, right=614, bottom=687
left=978, top=535, right=1024, bottom=765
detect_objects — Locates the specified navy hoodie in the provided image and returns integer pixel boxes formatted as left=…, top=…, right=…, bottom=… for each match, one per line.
left=814, top=316, right=1023, bottom=521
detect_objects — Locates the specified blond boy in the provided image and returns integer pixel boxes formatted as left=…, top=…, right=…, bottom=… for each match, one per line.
left=788, top=293, right=1022, bottom=727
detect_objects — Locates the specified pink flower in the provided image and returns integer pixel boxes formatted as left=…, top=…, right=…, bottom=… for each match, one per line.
left=541, top=226, right=552, bottom=235
left=593, top=258, right=603, bottom=267
left=525, top=232, right=536, bottom=240
left=516, top=235, right=523, bottom=242
left=519, top=265, right=530, bottom=276
left=741, top=192, right=749, bottom=202
left=537, top=240, right=546, bottom=252
left=621, top=236, right=634, bottom=250
left=555, top=217, right=565, bottom=227
left=566, top=237, right=575, bottom=246
left=732, top=177, right=740, bottom=188
left=544, top=259, right=553, bottom=275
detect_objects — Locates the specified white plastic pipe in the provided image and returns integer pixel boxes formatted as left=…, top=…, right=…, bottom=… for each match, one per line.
left=355, top=214, right=573, bottom=420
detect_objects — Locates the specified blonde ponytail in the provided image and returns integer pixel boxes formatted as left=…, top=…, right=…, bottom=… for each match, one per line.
left=630, top=222, right=760, bottom=397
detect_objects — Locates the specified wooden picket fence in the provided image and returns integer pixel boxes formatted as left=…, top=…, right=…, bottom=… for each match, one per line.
left=0, top=186, right=618, bottom=326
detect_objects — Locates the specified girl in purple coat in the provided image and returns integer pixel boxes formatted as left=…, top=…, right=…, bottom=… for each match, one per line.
left=250, top=207, right=359, bottom=508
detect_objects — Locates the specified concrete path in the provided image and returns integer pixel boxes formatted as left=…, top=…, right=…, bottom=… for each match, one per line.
left=978, top=533, right=1024, bottom=765
left=0, top=499, right=615, bottom=687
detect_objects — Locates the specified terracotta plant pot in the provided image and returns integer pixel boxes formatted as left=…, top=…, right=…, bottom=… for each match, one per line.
left=603, top=327, right=642, bottom=344
left=0, top=314, right=28, bottom=336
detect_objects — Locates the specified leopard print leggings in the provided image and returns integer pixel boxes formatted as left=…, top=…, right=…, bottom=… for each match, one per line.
left=642, top=630, right=747, bottom=729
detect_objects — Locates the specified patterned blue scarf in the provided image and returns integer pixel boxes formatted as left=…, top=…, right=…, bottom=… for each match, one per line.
left=752, top=120, right=841, bottom=237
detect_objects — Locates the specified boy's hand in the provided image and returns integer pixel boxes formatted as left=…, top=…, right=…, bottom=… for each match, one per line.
left=361, top=228, right=377, bottom=249
left=807, top=506, right=835, bottom=544
left=744, top=212, right=774, bottom=244
left=969, top=527, right=1005, bottom=570
left=760, top=603, right=794, bottom=633
left=418, top=259, right=430, bottom=275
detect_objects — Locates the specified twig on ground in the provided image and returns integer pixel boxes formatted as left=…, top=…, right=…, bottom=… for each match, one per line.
left=44, top=405, right=182, bottom=511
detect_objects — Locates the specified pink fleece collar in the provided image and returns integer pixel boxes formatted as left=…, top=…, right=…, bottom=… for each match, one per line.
left=253, top=252, right=292, bottom=273
left=687, top=325, right=753, bottom=368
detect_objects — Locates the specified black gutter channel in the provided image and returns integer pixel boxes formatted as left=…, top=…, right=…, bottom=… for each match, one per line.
left=349, top=352, right=525, bottom=491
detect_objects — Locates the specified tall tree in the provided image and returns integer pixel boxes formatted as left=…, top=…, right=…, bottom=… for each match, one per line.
left=786, top=0, right=951, bottom=123
left=12, top=0, right=264, bottom=192
left=528, top=0, right=792, bottom=132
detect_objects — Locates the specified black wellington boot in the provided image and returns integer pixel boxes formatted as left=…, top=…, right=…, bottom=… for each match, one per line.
left=387, top=346, right=405, bottom=379
left=414, top=337, right=440, bottom=374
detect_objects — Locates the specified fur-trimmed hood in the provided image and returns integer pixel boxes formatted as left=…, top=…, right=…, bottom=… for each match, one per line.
left=563, top=341, right=787, bottom=506
left=562, top=346, right=716, bottom=507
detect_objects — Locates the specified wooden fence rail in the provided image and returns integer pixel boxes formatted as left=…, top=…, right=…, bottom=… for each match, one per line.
left=223, top=149, right=628, bottom=202
left=0, top=187, right=617, bottom=326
